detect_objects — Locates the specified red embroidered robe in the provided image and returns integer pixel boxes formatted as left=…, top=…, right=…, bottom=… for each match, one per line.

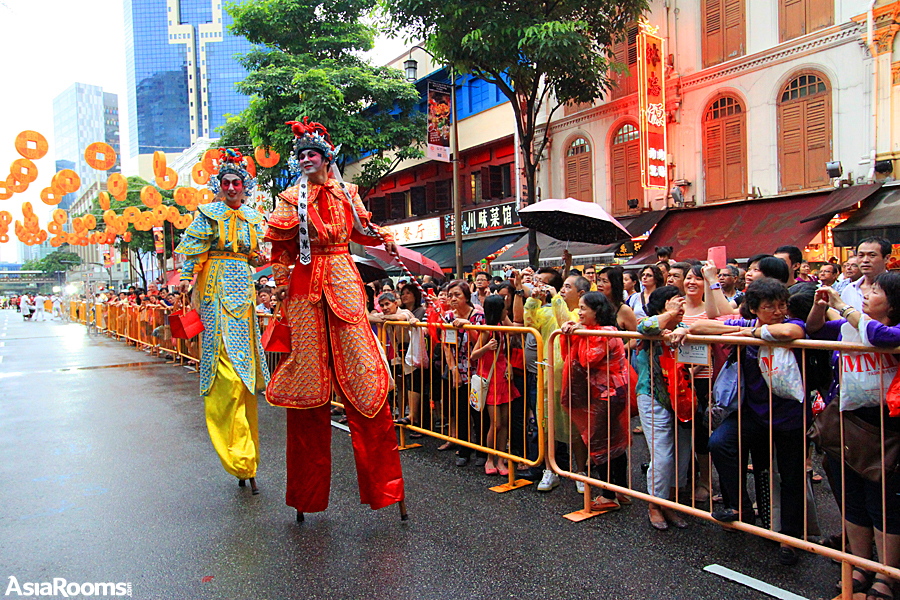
left=265, top=177, right=394, bottom=417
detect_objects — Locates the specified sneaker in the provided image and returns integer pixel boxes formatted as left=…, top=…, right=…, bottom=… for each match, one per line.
left=575, top=472, right=586, bottom=494
left=537, top=469, right=560, bottom=492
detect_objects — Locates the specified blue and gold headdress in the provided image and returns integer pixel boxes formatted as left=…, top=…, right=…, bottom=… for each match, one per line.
left=208, top=148, right=257, bottom=196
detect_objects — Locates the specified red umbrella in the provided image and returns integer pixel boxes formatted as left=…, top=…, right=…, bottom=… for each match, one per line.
left=367, top=244, right=443, bottom=279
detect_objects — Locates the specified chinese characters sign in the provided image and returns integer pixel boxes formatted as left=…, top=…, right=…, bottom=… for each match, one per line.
left=383, top=217, right=443, bottom=245
left=426, top=82, right=452, bottom=163
left=444, top=202, right=520, bottom=237
left=637, top=25, right=667, bottom=190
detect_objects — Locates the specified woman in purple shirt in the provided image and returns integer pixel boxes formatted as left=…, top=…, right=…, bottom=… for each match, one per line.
left=686, top=278, right=809, bottom=566
left=807, top=272, right=900, bottom=599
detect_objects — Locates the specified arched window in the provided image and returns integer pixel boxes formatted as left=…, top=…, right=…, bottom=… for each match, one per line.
left=778, top=72, right=831, bottom=191
left=703, top=95, right=747, bottom=202
left=565, top=137, right=593, bottom=203
left=610, top=124, right=641, bottom=215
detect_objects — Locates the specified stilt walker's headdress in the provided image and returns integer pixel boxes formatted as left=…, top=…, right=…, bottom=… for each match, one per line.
left=208, top=148, right=257, bottom=196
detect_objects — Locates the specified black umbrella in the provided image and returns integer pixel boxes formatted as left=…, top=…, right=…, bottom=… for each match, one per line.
left=353, top=255, right=387, bottom=283
left=518, top=197, right=631, bottom=245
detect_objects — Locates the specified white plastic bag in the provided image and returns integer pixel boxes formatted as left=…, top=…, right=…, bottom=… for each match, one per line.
left=404, top=328, right=426, bottom=368
left=758, top=345, right=805, bottom=402
left=839, top=320, right=899, bottom=411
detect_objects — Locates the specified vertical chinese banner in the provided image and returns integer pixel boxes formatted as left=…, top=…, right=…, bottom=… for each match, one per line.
left=426, top=82, right=452, bottom=162
left=637, top=24, right=667, bottom=190
left=104, top=246, right=113, bottom=268
left=152, top=227, right=165, bottom=254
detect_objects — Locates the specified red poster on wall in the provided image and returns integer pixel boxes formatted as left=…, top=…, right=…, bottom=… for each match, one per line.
left=637, top=24, right=667, bottom=190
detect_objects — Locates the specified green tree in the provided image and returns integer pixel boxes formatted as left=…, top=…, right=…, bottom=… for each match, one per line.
left=219, top=0, right=425, bottom=200
left=23, top=250, right=81, bottom=274
left=87, top=176, right=183, bottom=290
left=386, top=0, right=648, bottom=266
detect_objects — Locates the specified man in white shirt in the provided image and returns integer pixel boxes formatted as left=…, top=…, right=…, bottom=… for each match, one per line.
left=32, top=293, right=46, bottom=321
left=834, top=256, right=861, bottom=293
left=20, top=294, right=33, bottom=320
left=816, top=263, right=839, bottom=288
left=840, top=238, right=890, bottom=310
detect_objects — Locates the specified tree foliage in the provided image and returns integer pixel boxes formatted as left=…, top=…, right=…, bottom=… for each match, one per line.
left=220, top=0, right=426, bottom=199
left=24, top=250, right=82, bottom=274
left=385, top=0, right=648, bottom=265
left=88, top=176, right=182, bottom=290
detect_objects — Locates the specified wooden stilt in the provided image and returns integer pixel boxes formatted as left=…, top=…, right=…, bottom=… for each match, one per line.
left=296, top=511, right=304, bottom=523
left=398, top=499, right=408, bottom=521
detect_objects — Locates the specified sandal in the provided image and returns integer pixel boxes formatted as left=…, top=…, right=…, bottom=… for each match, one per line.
left=807, top=468, right=823, bottom=484
left=616, top=493, right=632, bottom=506
left=437, top=441, right=454, bottom=451
left=834, top=567, right=875, bottom=594
left=662, top=507, right=688, bottom=529
left=868, top=576, right=897, bottom=600
left=648, top=506, right=668, bottom=530
left=394, top=417, right=411, bottom=425
left=590, top=497, right=621, bottom=513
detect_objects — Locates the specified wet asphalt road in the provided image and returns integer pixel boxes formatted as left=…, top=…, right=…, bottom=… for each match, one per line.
left=0, top=309, right=845, bottom=600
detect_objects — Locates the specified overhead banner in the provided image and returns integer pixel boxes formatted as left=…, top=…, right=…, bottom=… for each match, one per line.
left=426, top=81, right=452, bottom=162
left=637, top=23, right=667, bottom=190
left=103, top=246, right=112, bottom=268
left=444, top=201, right=521, bottom=237
left=152, top=227, right=165, bottom=254
left=383, top=217, right=443, bottom=245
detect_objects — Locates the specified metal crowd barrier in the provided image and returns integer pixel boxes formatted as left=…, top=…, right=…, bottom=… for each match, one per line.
left=546, top=328, right=900, bottom=599
left=380, top=321, right=545, bottom=492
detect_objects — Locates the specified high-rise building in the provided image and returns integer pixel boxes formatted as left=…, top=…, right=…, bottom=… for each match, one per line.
left=123, top=0, right=253, bottom=166
left=51, top=83, right=121, bottom=211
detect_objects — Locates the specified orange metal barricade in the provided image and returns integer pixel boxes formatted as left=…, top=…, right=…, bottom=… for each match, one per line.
left=546, top=328, right=900, bottom=598
left=381, top=321, right=545, bottom=492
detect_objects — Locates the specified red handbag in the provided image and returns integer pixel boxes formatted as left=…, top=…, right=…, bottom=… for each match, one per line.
left=262, top=301, right=291, bottom=353
left=169, top=295, right=204, bottom=339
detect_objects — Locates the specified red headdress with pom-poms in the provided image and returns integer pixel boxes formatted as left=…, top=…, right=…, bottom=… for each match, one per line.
left=287, top=117, right=336, bottom=163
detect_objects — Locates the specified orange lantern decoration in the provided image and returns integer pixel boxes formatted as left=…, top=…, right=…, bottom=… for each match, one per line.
left=153, top=151, right=167, bottom=177
left=40, top=187, right=62, bottom=206
left=0, top=180, right=11, bottom=200
left=14, top=130, right=49, bottom=160
left=48, top=221, right=61, bottom=234
left=155, top=167, right=178, bottom=190
left=123, top=206, right=141, bottom=222
left=199, top=189, right=215, bottom=204
left=152, top=205, right=167, bottom=222
left=0, top=234, right=9, bottom=243
left=6, top=173, right=28, bottom=194
left=83, top=214, right=97, bottom=230
left=55, top=169, right=81, bottom=194
left=202, top=148, right=223, bottom=174
left=84, top=142, right=117, bottom=171
left=107, top=173, right=128, bottom=200
left=166, top=206, right=180, bottom=222
left=140, top=185, right=162, bottom=208
left=52, top=209, right=67, bottom=225
left=10, top=158, right=38, bottom=184
left=98, top=191, right=111, bottom=210
left=123, top=231, right=132, bottom=242
left=254, top=146, right=280, bottom=168
left=244, top=155, right=256, bottom=178
left=191, top=163, right=210, bottom=185
left=71, top=216, right=85, bottom=232
left=173, top=187, right=196, bottom=206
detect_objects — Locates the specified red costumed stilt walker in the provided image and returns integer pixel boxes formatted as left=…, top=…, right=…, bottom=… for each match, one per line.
left=265, top=118, right=406, bottom=521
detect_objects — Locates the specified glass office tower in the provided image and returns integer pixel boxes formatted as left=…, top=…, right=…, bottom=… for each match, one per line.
left=52, top=84, right=121, bottom=211
left=123, top=0, right=253, bottom=159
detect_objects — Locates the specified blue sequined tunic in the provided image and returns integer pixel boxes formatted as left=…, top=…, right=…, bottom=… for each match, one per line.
left=175, top=202, right=270, bottom=395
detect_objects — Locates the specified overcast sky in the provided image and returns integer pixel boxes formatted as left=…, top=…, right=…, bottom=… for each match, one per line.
left=0, top=0, right=408, bottom=262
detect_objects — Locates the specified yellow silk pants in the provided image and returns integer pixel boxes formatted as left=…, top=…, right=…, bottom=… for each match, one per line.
left=204, top=350, right=260, bottom=479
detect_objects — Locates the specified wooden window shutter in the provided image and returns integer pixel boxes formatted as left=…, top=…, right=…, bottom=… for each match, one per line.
left=807, top=0, right=833, bottom=33
left=425, top=181, right=436, bottom=213
left=610, top=35, right=628, bottom=100
left=576, top=153, right=592, bottom=202
left=804, top=95, right=831, bottom=188
left=565, top=154, right=578, bottom=200
left=724, top=0, right=745, bottom=61
left=703, top=0, right=724, bottom=67
left=705, top=121, right=725, bottom=201
left=625, top=141, right=641, bottom=211
left=611, top=145, right=627, bottom=214
left=779, top=102, right=805, bottom=191
left=479, top=166, right=491, bottom=201
left=723, top=117, right=746, bottom=199
left=781, top=0, right=806, bottom=41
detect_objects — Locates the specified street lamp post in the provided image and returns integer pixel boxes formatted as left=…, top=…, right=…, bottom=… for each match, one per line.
left=405, top=47, right=464, bottom=280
